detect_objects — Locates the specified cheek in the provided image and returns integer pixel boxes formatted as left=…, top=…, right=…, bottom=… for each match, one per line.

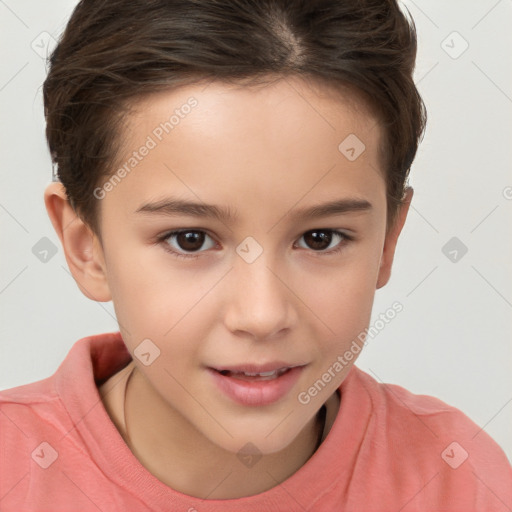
left=103, top=242, right=188, bottom=335
left=112, top=237, right=218, bottom=296
left=292, top=261, right=378, bottom=403
left=104, top=243, right=224, bottom=360
left=298, top=251, right=379, bottom=339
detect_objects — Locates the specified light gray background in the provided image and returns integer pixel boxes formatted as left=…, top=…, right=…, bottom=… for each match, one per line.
left=1, top=0, right=511, bottom=462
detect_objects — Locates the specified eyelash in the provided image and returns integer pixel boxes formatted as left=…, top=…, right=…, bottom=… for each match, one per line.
left=156, top=229, right=354, bottom=260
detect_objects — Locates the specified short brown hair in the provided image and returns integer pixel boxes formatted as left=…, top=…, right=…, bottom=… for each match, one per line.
left=43, top=0, right=427, bottom=237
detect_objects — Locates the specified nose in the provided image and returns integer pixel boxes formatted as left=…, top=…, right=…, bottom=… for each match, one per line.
left=223, top=254, right=298, bottom=340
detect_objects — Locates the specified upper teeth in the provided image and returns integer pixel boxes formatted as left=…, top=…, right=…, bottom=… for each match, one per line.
left=217, top=368, right=291, bottom=378
left=242, top=369, right=288, bottom=377
left=244, top=370, right=278, bottom=377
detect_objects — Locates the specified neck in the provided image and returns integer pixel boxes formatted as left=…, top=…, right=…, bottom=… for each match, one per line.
left=117, top=363, right=336, bottom=499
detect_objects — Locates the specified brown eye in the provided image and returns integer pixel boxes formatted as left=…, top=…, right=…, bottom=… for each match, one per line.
left=175, top=231, right=205, bottom=251
left=303, top=230, right=333, bottom=250
left=162, top=230, right=216, bottom=257
left=296, top=229, right=350, bottom=253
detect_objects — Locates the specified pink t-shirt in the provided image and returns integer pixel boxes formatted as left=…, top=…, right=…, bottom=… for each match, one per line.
left=1, top=331, right=511, bottom=511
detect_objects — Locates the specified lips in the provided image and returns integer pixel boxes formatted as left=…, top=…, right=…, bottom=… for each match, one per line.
left=207, top=362, right=307, bottom=406
left=217, top=367, right=290, bottom=381
left=212, top=362, right=303, bottom=374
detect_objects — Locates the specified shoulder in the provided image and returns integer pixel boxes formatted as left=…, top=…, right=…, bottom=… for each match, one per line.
left=351, top=365, right=509, bottom=457
left=348, top=366, right=512, bottom=510
left=351, top=365, right=491, bottom=434
left=0, top=376, right=70, bottom=438
left=0, top=375, right=57, bottom=405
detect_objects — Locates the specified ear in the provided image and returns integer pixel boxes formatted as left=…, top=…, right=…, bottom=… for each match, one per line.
left=44, top=182, right=112, bottom=302
left=376, top=187, right=413, bottom=289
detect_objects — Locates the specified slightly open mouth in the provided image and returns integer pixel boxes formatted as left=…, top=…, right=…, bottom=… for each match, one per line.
left=216, top=368, right=291, bottom=381
left=208, top=365, right=306, bottom=406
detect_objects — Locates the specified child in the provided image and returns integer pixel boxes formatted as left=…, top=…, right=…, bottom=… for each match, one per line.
left=1, top=0, right=511, bottom=510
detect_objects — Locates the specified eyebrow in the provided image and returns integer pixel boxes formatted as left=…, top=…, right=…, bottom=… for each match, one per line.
left=135, top=197, right=372, bottom=222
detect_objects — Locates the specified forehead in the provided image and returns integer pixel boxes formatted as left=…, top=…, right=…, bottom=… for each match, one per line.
left=102, top=76, right=385, bottom=224
left=125, top=76, right=380, bottom=146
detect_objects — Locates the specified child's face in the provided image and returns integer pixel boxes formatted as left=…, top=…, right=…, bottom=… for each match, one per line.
left=74, top=77, right=408, bottom=454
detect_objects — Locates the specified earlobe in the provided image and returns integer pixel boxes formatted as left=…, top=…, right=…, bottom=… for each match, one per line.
left=376, top=187, right=414, bottom=290
left=43, top=182, right=112, bottom=302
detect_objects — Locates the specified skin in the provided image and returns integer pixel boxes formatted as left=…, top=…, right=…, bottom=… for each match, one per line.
left=44, top=75, right=412, bottom=499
